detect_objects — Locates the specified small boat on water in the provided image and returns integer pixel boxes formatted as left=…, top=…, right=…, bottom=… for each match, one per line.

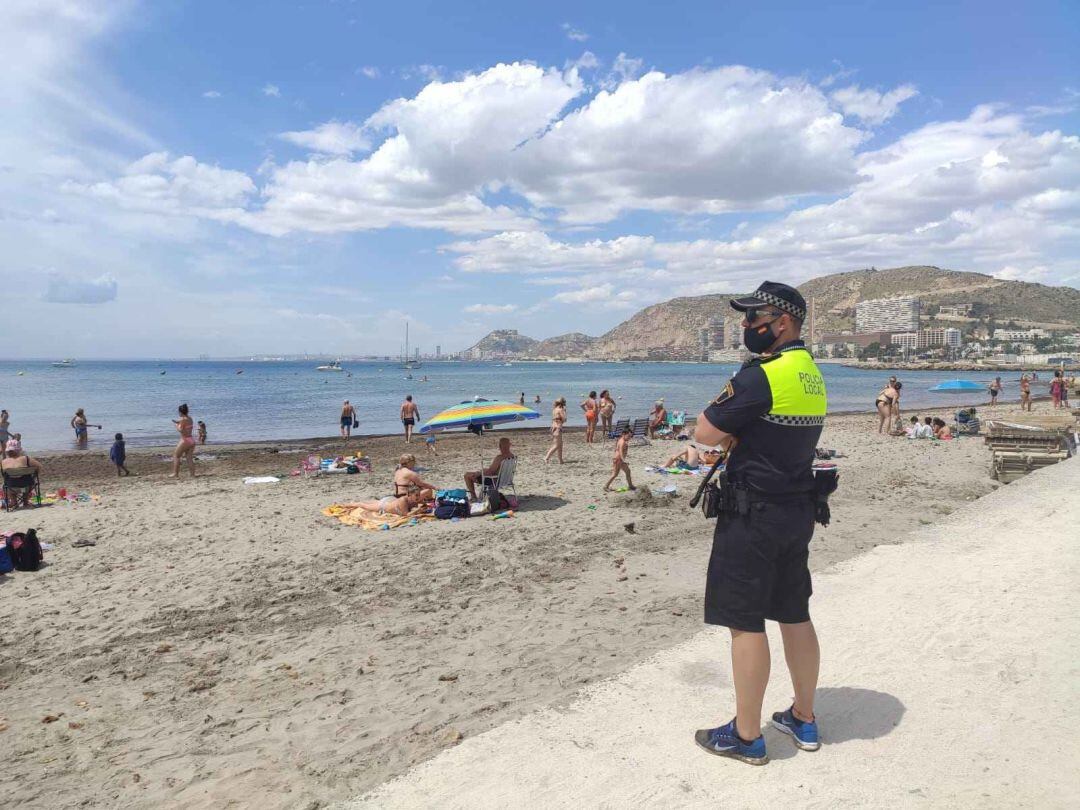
left=52, top=359, right=76, bottom=368
left=317, top=360, right=344, bottom=372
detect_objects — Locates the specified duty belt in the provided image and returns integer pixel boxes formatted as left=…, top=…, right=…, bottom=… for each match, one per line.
left=690, top=461, right=838, bottom=526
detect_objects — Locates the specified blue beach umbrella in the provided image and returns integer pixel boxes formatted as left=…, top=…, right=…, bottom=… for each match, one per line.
left=929, top=379, right=987, bottom=392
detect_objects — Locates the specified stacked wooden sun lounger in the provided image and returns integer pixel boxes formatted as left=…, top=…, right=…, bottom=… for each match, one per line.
left=984, top=415, right=1078, bottom=483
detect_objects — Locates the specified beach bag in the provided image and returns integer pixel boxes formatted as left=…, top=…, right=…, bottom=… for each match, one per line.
left=487, top=491, right=510, bottom=513
left=6, top=529, right=43, bottom=571
left=0, top=544, right=13, bottom=574
left=434, top=499, right=469, bottom=519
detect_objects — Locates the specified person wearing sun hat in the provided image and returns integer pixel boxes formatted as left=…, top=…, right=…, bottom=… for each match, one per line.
left=691, top=280, right=831, bottom=765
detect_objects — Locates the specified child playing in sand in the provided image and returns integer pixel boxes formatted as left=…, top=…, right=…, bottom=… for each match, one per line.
left=110, top=432, right=131, bottom=476
left=424, top=434, right=438, bottom=456
left=604, top=425, right=636, bottom=492
left=197, top=421, right=207, bottom=444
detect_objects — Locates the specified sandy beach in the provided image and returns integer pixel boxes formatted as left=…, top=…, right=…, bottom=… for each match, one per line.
left=0, top=404, right=1052, bottom=807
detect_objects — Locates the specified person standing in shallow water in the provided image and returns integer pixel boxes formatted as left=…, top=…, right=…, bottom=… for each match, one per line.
left=400, top=395, right=420, bottom=443
left=71, top=408, right=101, bottom=447
left=340, top=400, right=356, bottom=443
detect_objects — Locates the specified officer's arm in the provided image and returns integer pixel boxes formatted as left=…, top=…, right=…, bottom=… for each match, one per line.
left=693, top=412, right=737, bottom=450
left=696, top=367, right=772, bottom=449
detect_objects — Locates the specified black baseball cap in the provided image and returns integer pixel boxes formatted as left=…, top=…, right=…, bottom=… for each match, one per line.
left=730, top=281, right=807, bottom=322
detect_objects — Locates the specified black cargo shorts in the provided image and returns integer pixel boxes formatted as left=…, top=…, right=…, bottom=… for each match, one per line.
left=704, top=497, right=815, bottom=632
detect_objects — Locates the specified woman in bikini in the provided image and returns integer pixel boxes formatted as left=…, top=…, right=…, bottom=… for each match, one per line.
left=1019, top=375, right=1032, bottom=411
left=599, top=390, right=616, bottom=437
left=580, top=390, right=598, bottom=444
left=170, top=403, right=197, bottom=478
left=356, top=491, right=426, bottom=517
left=70, top=408, right=101, bottom=447
left=392, top=453, right=435, bottom=501
left=544, top=397, right=567, bottom=463
left=875, top=380, right=899, bottom=434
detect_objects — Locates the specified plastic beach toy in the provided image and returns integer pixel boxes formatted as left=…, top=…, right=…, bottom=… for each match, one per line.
left=491, top=510, right=515, bottom=520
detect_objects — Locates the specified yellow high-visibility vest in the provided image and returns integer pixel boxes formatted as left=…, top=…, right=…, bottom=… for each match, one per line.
left=759, top=347, right=827, bottom=425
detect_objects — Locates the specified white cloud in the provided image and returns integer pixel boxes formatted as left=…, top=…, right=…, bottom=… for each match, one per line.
left=64, top=152, right=256, bottom=222
left=552, top=283, right=640, bottom=310
left=562, top=23, right=589, bottom=42
left=43, top=271, right=118, bottom=304
left=463, top=303, right=517, bottom=314
left=357, top=66, right=380, bottom=79
left=830, top=83, right=918, bottom=125
left=510, top=66, right=864, bottom=223
left=252, top=62, right=582, bottom=233
left=567, top=51, right=599, bottom=71
left=446, top=107, right=1080, bottom=295
left=262, top=83, right=281, bottom=97
left=279, top=121, right=371, bottom=155
left=603, top=52, right=644, bottom=87
left=202, top=90, right=222, bottom=99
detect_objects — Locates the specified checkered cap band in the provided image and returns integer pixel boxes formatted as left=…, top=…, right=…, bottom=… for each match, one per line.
left=761, top=414, right=825, bottom=427
left=755, top=289, right=806, bottom=321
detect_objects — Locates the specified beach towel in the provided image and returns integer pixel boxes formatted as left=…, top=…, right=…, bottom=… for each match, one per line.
left=644, top=465, right=704, bottom=475
left=322, top=503, right=435, bottom=530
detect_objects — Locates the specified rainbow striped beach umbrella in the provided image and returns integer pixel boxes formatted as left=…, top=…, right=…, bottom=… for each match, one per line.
left=419, top=397, right=540, bottom=434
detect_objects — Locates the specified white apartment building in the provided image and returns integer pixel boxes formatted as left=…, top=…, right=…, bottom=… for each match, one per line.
left=994, top=328, right=1047, bottom=342
left=890, top=327, right=962, bottom=350
left=937, top=303, right=972, bottom=316
left=855, top=296, right=921, bottom=333
left=921, top=327, right=963, bottom=348
left=890, top=332, right=918, bottom=349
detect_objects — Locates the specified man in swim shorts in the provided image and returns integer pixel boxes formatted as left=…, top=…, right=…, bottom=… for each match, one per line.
left=400, top=395, right=420, bottom=443
left=340, top=401, right=356, bottom=442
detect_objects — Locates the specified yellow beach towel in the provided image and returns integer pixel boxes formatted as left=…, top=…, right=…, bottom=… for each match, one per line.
left=322, top=503, right=434, bottom=530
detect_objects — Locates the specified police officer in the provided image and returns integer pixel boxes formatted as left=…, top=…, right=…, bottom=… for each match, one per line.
left=692, top=281, right=828, bottom=766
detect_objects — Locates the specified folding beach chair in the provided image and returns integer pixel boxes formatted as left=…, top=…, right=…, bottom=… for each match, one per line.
left=481, top=457, right=517, bottom=501
left=2, top=466, right=41, bottom=511
left=629, top=418, right=651, bottom=446
left=606, top=418, right=630, bottom=441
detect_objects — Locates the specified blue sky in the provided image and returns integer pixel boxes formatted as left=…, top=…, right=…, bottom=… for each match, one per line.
left=2, top=0, right=1078, bottom=358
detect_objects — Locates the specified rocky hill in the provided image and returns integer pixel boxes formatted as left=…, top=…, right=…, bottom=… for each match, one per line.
left=531, top=332, right=596, bottom=358
left=801, top=266, right=1080, bottom=332
left=590, top=295, right=737, bottom=359
left=460, top=267, right=1080, bottom=359
left=463, top=329, right=537, bottom=357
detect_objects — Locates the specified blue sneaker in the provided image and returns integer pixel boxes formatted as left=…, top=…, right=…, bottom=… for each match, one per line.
left=770, top=706, right=820, bottom=751
left=694, top=719, right=769, bottom=765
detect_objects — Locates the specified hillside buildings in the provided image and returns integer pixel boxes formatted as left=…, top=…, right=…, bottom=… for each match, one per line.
left=855, top=296, right=921, bottom=333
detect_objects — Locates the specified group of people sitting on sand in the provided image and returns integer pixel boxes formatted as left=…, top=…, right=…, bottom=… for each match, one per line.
left=904, top=415, right=952, bottom=440
left=354, top=438, right=517, bottom=516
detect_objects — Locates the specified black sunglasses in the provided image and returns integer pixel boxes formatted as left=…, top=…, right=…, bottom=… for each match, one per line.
left=743, top=306, right=783, bottom=323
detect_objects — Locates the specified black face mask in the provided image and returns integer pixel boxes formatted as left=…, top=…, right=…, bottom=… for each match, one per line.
left=743, top=316, right=780, bottom=354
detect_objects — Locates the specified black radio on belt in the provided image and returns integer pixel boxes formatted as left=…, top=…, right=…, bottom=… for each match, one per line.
left=690, top=458, right=743, bottom=518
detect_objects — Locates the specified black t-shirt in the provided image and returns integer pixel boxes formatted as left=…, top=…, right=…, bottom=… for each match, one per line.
left=703, top=344, right=822, bottom=495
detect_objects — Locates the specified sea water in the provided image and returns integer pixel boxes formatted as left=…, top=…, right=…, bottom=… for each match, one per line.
left=1, top=360, right=1018, bottom=451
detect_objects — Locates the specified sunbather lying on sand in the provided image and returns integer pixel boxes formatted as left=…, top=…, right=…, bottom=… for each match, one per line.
left=354, top=491, right=429, bottom=517
left=663, top=443, right=722, bottom=469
